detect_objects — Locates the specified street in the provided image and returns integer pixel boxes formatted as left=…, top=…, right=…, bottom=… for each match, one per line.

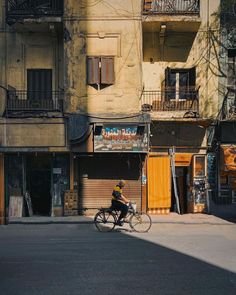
left=0, top=219, right=236, bottom=295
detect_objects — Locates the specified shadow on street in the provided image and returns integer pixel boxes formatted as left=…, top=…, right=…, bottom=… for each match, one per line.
left=0, top=217, right=235, bottom=295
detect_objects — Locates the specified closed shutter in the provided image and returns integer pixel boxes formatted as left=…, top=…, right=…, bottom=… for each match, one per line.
left=189, top=67, right=196, bottom=87
left=165, top=67, right=171, bottom=88
left=27, top=69, right=52, bottom=100
left=165, top=67, right=175, bottom=100
left=101, top=57, right=115, bottom=84
left=87, top=57, right=100, bottom=84
left=78, top=155, right=141, bottom=215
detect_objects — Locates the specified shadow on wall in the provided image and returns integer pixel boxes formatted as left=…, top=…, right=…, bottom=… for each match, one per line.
left=143, top=32, right=197, bottom=62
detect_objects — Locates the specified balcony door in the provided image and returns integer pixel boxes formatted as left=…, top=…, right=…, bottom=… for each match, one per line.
left=227, top=49, right=236, bottom=105
left=27, top=69, right=52, bottom=101
left=165, top=67, right=196, bottom=100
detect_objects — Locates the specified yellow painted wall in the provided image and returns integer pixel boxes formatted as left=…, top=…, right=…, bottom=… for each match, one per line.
left=142, top=0, right=221, bottom=119
left=64, top=0, right=142, bottom=114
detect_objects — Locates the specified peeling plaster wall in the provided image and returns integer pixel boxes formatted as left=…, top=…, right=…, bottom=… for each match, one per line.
left=6, top=32, right=62, bottom=91
left=0, top=0, right=64, bottom=148
left=64, top=0, right=142, bottom=114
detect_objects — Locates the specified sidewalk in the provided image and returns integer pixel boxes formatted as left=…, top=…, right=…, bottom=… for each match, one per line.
left=9, top=213, right=236, bottom=225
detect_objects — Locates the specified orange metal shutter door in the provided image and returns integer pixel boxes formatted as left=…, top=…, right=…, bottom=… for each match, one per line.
left=148, top=156, right=171, bottom=208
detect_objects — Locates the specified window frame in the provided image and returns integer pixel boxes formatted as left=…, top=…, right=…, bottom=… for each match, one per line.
left=165, top=67, right=196, bottom=101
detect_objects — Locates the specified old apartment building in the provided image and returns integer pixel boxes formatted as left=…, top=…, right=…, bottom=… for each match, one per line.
left=0, top=0, right=235, bottom=224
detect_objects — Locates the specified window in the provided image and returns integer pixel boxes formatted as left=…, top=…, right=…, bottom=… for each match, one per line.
left=164, top=67, right=196, bottom=100
left=87, top=56, right=115, bottom=88
left=227, top=49, right=236, bottom=102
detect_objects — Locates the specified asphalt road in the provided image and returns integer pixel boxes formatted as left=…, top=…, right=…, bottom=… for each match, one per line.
left=0, top=221, right=236, bottom=295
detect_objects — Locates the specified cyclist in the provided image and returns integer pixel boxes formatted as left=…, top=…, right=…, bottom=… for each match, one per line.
left=111, top=180, right=130, bottom=226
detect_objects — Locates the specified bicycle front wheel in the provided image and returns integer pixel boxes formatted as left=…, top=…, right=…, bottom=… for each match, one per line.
left=129, top=212, right=152, bottom=233
left=94, top=210, right=116, bottom=232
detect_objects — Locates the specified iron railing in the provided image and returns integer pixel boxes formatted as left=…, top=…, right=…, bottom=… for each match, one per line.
left=142, top=88, right=199, bottom=112
left=6, top=90, right=64, bottom=112
left=143, top=0, right=200, bottom=15
left=6, top=0, right=63, bottom=19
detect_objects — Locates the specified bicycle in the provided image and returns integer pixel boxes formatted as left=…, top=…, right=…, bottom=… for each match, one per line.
left=94, top=202, right=152, bottom=233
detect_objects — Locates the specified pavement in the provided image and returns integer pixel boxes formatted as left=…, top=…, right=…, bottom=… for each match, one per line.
left=9, top=212, right=236, bottom=225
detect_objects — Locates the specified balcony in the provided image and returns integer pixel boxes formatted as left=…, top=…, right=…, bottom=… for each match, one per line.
left=6, top=90, right=64, bottom=113
left=142, top=88, right=199, bottom=116
left=142, top=0, right=201, bottom=33
left=6, top=0, right=63, bottom=25
left=143, top=0, right=200, bottom=15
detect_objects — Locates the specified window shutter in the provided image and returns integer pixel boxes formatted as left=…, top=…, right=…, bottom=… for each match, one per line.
left=87, top=57, right=100, bottom=84
left=101, top=57, right=115, bottom=85
left=165, top=67, right=171, bottom=88
left=189, top=67, right=196, bottom=87
left=27, top=69, right=52, bottom=100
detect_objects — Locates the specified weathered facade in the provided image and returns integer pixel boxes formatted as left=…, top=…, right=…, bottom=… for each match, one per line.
left=141, top=0, right=222, bottom=214
left=211, top=0, right=236, bottom=214
left=0, top=1, right=234, bottom=224
left=0, top=0, right=149, bottom=223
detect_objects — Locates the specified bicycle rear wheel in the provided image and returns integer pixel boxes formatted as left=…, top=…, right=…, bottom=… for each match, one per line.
left=129, top=212, right=152, bottom=233
left=94, top=210, right=116, bottom=232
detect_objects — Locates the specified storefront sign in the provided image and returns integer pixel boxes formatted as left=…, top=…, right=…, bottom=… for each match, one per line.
left=94, top=125, right=148, bottom=152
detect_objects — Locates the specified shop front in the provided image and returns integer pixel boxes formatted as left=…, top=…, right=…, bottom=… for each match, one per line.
left=71, top=122, right=150, bottom=215
left=147, top=121, right=209, bottom=214
left=5, top=153, right=70, bottom=220
left=218, top=145, right=236, bottom=204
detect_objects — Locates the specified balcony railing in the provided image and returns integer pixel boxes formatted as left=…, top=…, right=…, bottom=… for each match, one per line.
left=6, top=90, right=64, bottom=112
left=142, top=88, right=199, bottom=112
left=143, top=0, right=200, bottom=15
left=6, top=0, right=63, bottom=20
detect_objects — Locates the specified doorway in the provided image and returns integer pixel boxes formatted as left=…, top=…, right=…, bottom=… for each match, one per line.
left=26, top=154, right=52, bottom=216
left=171, top=167, right=188, bottom=214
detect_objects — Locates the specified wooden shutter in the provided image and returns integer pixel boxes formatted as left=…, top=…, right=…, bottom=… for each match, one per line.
left=165, top=67, right=171, bottom=88
left=101, top=57, right=115, bottom=85
left=27, top=69, right=52, bottom=100
left=189, top=67, right=196, bottom=87
left=87, top=57, right=100, bottom=84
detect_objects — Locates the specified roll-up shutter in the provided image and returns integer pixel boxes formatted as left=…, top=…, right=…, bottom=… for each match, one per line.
left=77, top=155, right=141, bottom=215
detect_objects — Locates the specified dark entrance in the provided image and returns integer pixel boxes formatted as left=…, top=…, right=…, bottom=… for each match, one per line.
left=171, top=167, right=188, bottom=214
left=26, top=154, right=51, bottom=216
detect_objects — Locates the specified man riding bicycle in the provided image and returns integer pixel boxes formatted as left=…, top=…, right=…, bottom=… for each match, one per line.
left=111, top=180, right=130, bottom=226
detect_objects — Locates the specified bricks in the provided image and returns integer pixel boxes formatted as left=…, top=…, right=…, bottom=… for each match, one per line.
left=64, top=190, right=78, bottom=216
